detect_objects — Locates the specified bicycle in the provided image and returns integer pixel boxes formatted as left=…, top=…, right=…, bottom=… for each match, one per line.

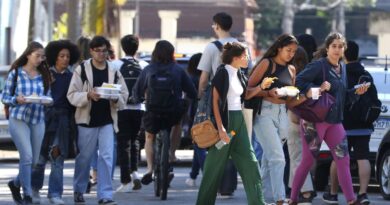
left=153, top=128, right=171, bottom=200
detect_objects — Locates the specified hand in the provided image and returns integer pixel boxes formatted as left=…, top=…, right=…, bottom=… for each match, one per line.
left=355, top=83, right=369, bottom=95
left=88, top=90, right=100, bottom=102
left=16, top=95, right=26, bottom=104
left=268, top=88, right=279, bottom=98
left=320, top=81, right=331, bottom=92
left=260, top=77, right=276, bottom=90
left=218, top=130, right=230, bottom=144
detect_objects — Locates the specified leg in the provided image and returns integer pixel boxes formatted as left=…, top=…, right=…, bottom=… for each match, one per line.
left=350, top=135, right=371, bottom=195
left=329, top=161, right=339, bottom=194
left=144, top=131, right=155, bottom=174
left=169, top=121, right=182, bottom=162
left=31, top=154, right=48, bottom=192
left=96, top=124, right=115, bottom=200
left=323, top=123, right=355, bottom=203
left=117, top=131, right=131, bottom=184
left=229, top=111, right=265, bottom=205
left=196, top=139, right=231, bottom=205
left=357, top=159, right=370, bottom=194
left=48, top=148, right=64, bottom=198
left=73, top=126, right=98, bottom=193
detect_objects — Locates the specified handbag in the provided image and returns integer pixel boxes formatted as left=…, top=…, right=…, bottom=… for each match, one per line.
left=291, top=62, right=336, bottom=122
left=191, top=84, right=219, bottom=148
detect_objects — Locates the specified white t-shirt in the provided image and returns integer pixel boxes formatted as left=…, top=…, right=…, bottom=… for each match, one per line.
left=197, top=37, right=238, bottom=77
left=111, top=56, right=148, bottom=110
left=225, top=65, right=243, bottom=111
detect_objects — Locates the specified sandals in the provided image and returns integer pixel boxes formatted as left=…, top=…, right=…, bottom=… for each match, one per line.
left=141, top=173, right=153, bottom=185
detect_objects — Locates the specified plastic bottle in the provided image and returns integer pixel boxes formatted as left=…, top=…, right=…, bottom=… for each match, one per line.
left=215, top=130, right=236, bottom=150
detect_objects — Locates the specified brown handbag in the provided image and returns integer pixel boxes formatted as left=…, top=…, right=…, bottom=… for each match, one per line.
left=191, top=119, right=219, bottom=148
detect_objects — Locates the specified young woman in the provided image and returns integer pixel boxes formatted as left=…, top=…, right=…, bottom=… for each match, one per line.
left=246, top=34, right=298, bottom=205
left=290, top=32, right=369, bottom=205
left=30, top=40, right=79, bottom=205
left=196, top=42, right=266, bottom=205
left=2, top=41, right=51, bottom=204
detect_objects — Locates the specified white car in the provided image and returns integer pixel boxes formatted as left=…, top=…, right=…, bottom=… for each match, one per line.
left=314, top=57, right=390, bottom=196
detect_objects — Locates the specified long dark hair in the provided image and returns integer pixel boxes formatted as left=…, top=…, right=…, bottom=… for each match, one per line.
left=292, top=46, right=309, bottom=74
left=10, top=41, right=51, bottom=91
left=151, top=40, right=175, bottom=64
left=313, top=32, right=347, bottom=60
left=187, top=53, right=202, bottom=76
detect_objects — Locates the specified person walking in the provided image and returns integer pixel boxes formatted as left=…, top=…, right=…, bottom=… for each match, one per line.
left=2, top=41, right=51, bottom=205
left=111, top=34, right=147, bottom=192
left=196, top=42, right=266, bottom=205
left=290, top=32, right=369, bottom=205
left=246, top=34, right=298, bottom=205
left=30, top=40, right=80, bottom=205
left=67, top=36, right=128, bottom=205
left=324, top=40, right=379, bottom=205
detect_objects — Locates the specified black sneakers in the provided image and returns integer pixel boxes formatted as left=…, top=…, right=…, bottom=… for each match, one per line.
left=357, top=193, right=370, bottom=205
left=8, top=180, right=23, bottom=205
left=98, top=199, right=117, bottom=205
left=74, top=192, right=85, bottom=204
left=23, top=196, right=33, bottom=205
left=322, top=192, right=338, bottom=204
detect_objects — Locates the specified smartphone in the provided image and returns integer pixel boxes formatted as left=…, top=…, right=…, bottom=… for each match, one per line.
left=354, top=82, right=371, bottom=89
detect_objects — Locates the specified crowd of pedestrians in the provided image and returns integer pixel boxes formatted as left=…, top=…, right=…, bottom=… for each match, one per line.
left=1, top=11, right=379, bottom=205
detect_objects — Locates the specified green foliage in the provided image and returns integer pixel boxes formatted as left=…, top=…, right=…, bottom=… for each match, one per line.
left=53, top=13, right=68, bottom=40
left=255, top=0, right=283, bottom=49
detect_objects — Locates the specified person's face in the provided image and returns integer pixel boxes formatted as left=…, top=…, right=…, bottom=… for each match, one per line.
left=235, top=51, right=249, bottom=68
left=55, top=49, right=70, bottom=70
left=27, top=48, right=46, bottom=67
left=90, top=45, right=108, bottom=63
left=278, top=43, right=298, bottom=63
left=327, top=39, right=345, bottom=61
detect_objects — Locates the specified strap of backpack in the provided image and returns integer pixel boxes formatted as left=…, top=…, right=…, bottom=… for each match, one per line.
left=10, top=68, right=19, bottom=96
left=212, top=40, right=223, bottom=52
left=114, top=71, right=119, bottom=84
left=80, top=62, right=87, bottom=84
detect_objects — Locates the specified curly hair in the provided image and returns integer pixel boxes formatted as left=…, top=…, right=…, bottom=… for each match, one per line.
left=45, top=40, right=80, bottom=67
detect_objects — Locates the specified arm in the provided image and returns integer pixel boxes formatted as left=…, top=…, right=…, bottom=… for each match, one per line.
left=181, top=69, right=197, bottom=100
left=67, top=65, right=90, bottom=107
left=131, top=67, right=148, bottom=103
left=198, top=71, right=209, bottom=99
left=245, top=59, right=272, bottom=99
left=112, top=71, right=129, bottom=109
left=1, top=70, right=19, bottom=106
left=295, top=61, right=322, bottom=97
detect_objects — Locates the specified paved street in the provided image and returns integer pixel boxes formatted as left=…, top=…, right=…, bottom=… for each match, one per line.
left=0, top=150, right=389, bottom=205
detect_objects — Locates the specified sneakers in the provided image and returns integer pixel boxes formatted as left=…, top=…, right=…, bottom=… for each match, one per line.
left=32, top=189, right=41, bottom=204
left=8, top=180, right=23, bottom=205
left=73, top=192, right=85, bottom=204
left=298, top=192, right=314, bottom=205
left=357, top=193, right=370, bottom=205
left=49, top=197, right=65, bottom=205
left=131, top=171, right=142, bottom=190
left=141, top=172, right=153, bottom=185
left=23, top=196, right=33, bottom=205
left=185, top=178, right=196, bottom=187
left=98, top=199, right=117, bottom=205
left=116, top=183, right=132, bottom=193
left=322, top=192, right=338, bottom=204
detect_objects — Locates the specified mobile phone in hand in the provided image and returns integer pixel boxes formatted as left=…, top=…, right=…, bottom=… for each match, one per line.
left=354, top=82, right=371, bottom=89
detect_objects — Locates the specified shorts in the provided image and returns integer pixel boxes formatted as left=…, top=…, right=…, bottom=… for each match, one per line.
left=142, top=110, right=183, bottom=134
left=347, top=135, right=370, bottom=160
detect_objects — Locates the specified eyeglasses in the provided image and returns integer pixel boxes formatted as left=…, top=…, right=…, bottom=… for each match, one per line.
left=240, top=55, right=249, bottom=60
left=92, top=48, right=109, bottom=54
left=211, top=24, right=217, bottom=29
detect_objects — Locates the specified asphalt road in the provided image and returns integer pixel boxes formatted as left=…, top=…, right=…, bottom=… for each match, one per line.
left=0, top=150, right=389, bottom=205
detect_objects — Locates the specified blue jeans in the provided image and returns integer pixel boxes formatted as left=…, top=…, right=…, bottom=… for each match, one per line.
left=253, top=101, right=288, bottom=202
left=189, top=145, right=206, bottom=179
left=9, top=117, right=45, bottom=197
left=73, top=124, right=115, bottom=200
left=31, top=154, right=64, bottom=198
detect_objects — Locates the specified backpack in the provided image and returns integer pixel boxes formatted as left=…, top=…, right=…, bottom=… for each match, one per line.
left=119, top=58, right=142, bottom=104
left=347, top=71, right=382, bottom=124
left=4, top=68, right=49, bottom=119
left=79, top=62, right=119, bottom=85
left=145, top=66, right=177, bottom=114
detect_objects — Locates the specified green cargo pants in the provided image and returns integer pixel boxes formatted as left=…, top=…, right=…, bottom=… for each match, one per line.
left=196, top=111, right=265, bottom=205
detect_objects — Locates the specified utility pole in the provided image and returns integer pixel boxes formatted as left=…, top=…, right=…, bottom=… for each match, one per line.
left=28, top=0, right=36, bottom=43
left=48, top=0, right=54, bottom=41
left=135, top=0, right=139, bottom=35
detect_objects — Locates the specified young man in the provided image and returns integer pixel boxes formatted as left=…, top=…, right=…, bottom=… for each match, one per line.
left=323, top=40, right=379, bottom=205
left=111, top=34, right=147, bottom=192
left=67, top=36, right=128, bottom=205
left=196, top=12, right=240, bottom=197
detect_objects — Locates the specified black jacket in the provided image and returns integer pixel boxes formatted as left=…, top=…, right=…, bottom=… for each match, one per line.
left=211, top=65, right=247, bottom=130
left=343, top=62, right=376, bottom=130
left=296, top=57, right=358, bottom=124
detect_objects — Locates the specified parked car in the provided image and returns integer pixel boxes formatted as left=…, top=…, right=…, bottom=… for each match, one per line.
left=313, top=57, right=390, bottom=196
left=376, top=123, right=390, bottom=199
left=0, top=65, right=12, bottom=148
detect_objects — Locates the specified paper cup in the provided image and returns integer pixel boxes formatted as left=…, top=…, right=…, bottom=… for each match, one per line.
left=311, top=88, right=320, bottom=100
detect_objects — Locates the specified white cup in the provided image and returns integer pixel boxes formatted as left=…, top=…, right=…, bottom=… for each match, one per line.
left=311, top=87, right=320, bottom=100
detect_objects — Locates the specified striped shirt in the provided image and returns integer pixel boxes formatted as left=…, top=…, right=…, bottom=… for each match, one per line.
left=1, top=67, right=50, bottom=124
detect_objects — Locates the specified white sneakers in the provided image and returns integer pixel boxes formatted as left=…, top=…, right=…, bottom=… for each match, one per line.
left=131, top=171, right=142, bottom=190
left=32, top=190, right=41, bottom=204
left=185, top=178, right=196, bottom=187
left=49, top=197, right=65, bottom=205
left=116, top=183, right=132, bottom=193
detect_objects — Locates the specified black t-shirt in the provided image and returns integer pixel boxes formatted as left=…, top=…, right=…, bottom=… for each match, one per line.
left=81, top=62, right=113, bottom=127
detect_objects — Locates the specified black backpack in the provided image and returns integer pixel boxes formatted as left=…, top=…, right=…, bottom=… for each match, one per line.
left=347, top=71, right=382, bottom=124
left=119, top=58, right=142, bottom=104
left=145, top=66, right=177, bottom=114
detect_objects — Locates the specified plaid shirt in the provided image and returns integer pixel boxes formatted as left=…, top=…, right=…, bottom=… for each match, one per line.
left=1, top=67, right=50, bottom=124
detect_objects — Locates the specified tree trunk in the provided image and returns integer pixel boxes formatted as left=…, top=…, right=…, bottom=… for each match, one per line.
left=28, top=0, right=35, bottom=43
left=67, top=0, right=81, bottom=43
left=337, top=0, right=345, bottom=35
left=282, top=0, right=295, bottom=34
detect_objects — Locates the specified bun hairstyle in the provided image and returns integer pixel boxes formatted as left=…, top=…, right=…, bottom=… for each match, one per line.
left=221, top=42, right=246, bottom=64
